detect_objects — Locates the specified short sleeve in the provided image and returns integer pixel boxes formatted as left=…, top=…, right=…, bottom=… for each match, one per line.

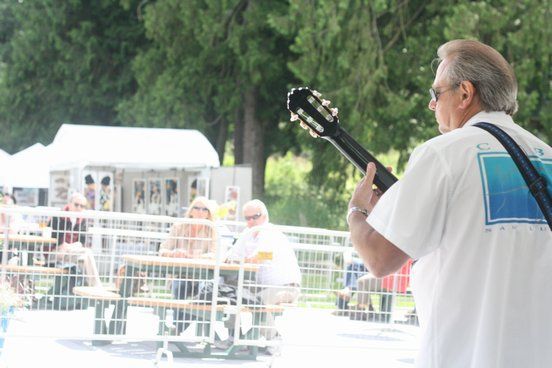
left=226, top=235, right=248, bottom=261
left=367, top=143, right=452, bottom=259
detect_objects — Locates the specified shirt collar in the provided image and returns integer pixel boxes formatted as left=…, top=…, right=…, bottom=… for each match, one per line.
left=463, top=111, right=514, bottom=129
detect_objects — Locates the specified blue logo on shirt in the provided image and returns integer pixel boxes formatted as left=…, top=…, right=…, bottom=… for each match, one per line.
left=478, top=153, right=551, bottom=225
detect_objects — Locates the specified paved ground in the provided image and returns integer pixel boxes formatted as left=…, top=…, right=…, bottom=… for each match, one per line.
left=0, top=308, right=419, bottom=368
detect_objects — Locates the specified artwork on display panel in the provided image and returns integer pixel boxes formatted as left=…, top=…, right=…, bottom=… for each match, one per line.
left=82, top=171, right=97, bottom=210
left=164, top=178, right=179, bottom=217
left=12, top=188, right=39, bottom=207
left=188, top=177, right=198, bottom=205
left=221, top=186, right=239, bottom=220
left=148, top=179, right=162, bottom=215
left=132, top=179, right=146, bottom=214
left=196, top=178, right=208, bottom=198
left=50, top=171, right=70, bottom=208
left=187, top=176, right=209, bottom=205
left=98, top=172, right=113, bottom=211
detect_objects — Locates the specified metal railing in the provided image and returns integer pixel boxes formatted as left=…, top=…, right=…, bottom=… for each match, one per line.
left=0, top=205, right=417, bottom=358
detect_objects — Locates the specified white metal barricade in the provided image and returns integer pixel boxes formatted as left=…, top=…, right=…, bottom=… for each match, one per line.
left=0, top=206, right=417, bottom=359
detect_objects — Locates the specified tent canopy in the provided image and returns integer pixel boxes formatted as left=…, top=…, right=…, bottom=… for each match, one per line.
left=0, top=148, right=11, bottom=188
left=0, top=148, right=9, bottom=161
left=1, top=125, right=220, bottom=189
left=50, top=124, right=220, bottom=170
left=2, top=143, right=51, bottom=188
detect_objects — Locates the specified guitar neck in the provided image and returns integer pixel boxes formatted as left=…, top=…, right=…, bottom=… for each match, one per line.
left=326, top=127, right=398, bottom=192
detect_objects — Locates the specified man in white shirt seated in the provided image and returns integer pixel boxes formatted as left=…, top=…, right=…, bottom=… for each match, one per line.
left=226, top=199, right=301, bottom=306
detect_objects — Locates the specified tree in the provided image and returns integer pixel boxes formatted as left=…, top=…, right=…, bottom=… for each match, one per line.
left=118, top=0, right=298, bottom=197
left=275, top=0, right=550, bottom=212
left=0, top=0, right=147, bottom=153
left=0, top=0, right=548, bottom=228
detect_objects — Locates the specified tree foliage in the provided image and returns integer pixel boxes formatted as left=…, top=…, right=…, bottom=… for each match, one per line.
left=0, top=0, right=146, bottom=152
left=118, top=0, right=298, bottom=196
left=263, top=0, right=550, bottom=227
left=0, top=0, right=549, bottom=227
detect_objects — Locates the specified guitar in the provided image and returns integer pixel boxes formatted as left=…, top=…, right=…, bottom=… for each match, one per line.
left=287, top=87, right=398, bottom=192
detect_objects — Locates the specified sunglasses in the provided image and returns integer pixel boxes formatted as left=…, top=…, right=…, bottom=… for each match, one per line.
left=429, top=82, right=460, bottom=102
left=244, top=213, right=262, bottom=221
left=73, top=203, right=86, bottom=209
left=192, top=206, right=210, bottom=212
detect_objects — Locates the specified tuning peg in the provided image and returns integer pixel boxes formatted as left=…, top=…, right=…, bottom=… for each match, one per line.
left=312, top=90, right=321, bottom=98
left=299, top=121, right=309, bottom=130
left=290, top=113, right=299, bottom=122
left=330, top=107, right=338, bottom=116
left=321, top=99, right=330, bottom=107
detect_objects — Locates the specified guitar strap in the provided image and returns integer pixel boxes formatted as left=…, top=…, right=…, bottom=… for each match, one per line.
left=474, top=122, right=552, bottom=230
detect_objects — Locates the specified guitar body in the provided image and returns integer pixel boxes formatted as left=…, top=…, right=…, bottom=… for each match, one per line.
left=287, top=87, right=398, bottom=192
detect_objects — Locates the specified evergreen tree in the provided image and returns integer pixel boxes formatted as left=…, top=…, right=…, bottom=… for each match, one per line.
left=0, top=0, right=147, bottom=152
left=118, top=0, right=297, bottom=197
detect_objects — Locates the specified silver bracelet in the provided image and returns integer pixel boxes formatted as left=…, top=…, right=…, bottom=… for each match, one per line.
left=347, top=206, right=369, bottom=226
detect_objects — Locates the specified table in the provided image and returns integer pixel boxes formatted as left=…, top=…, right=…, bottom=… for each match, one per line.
left=1, top=234, right=57, bottom=266
left=4, top=234, right=57, bottom=244
left=0, top=234, right=60, bottom=302
left=122, top=254, right=259, bottom=275
left=96, top=255, right=262, bottom=357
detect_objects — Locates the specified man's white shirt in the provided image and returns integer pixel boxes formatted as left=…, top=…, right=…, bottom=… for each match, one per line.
left=227, top=223, right=301, bottom=287
left=368, top=111, right=552, bottom=368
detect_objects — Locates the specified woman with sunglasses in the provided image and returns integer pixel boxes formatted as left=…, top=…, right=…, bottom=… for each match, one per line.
left=159, top=196, right=219, bottom=333
left=159, top=196, right=218, bottom=259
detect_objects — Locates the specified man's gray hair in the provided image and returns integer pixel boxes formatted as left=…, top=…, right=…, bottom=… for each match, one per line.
left=437, top=39, right=518, bottom=116
left=243, top=199, right=269, bottom=221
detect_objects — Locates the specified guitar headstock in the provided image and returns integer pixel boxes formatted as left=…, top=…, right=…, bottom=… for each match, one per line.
left=287, top=87, right=339, bottom=138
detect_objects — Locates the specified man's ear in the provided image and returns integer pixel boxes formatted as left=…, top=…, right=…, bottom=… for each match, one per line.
left=458, top=80, right=477, bottom=109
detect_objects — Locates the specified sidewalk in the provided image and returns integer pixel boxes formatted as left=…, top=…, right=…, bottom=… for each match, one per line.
left=0, top=308, right=419, bottom=368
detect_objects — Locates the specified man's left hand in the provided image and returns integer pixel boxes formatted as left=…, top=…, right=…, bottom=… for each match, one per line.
left=349, top=162, right=382, bottom=212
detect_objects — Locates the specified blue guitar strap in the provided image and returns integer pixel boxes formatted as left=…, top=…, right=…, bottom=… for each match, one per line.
left=474, top=122, right=552, bottom=231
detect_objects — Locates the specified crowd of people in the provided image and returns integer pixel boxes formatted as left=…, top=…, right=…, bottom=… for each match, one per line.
left=1, top=190, right=305, bottom=311
left=1, top=185, right=409, bottom=342
left=1, top=171, right=420, bottom=328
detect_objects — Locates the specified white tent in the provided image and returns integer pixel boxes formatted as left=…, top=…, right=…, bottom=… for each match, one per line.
left=2, top=143, right=52, bottom=188
left=49, top=124, right=220, bottom=170
left=0, top=148, right=11, bottom=188
left=0, top=148, right=9, bottom=161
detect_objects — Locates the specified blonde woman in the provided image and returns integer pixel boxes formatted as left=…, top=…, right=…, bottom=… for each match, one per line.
left=159, top=196, right=218, bottom=259
left=159, top=196, right=218, bottom=333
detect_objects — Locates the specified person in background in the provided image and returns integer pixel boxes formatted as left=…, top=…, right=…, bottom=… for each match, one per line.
left=226, top=199, right=301, bottom=346
left=83, top=174, right=96, bottom=210
left=335, top=256, right=412, bottom=323
left=46, top=192, right=102, bottom=287
left=0, top=193, right=23, bottom=234
left=165, top=179, right=179, bottom=217
left=353, top=259, right=412, bottom=322
left=158, top=196, right=218, bottom=333
left=226, top=199, right=301, bottom=306
left=347, top=40, right=552, bottom=367
left=159, top=196, right=218, bottom=260
left=333, top=256, right=368, bottom=315
left=99, top=176, right=112, bottom=211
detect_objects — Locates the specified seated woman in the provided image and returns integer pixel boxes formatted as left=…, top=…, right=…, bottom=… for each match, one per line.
left=159, top=196, right=218, bottom=261
left=46, top=192, right=102, bottom=287
left=158, top=196, right=218, bottom=331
